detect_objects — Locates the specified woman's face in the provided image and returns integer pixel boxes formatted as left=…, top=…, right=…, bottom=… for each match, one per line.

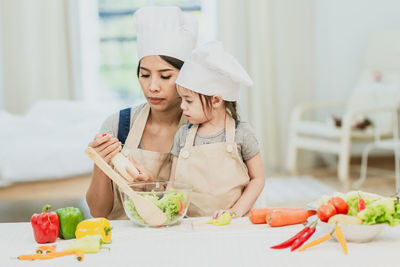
left=138, top=55, right=181, bottom=112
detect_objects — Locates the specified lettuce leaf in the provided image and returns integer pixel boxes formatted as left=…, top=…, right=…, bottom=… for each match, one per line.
left=345, top=191, right=378, bottom=216
left=124, top=188, right=187, bottom=225
left=357, top=198, right=397, bottom=226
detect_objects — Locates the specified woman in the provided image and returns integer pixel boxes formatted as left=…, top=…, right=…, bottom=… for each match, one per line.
left=86, top=6, right=198, bottom=219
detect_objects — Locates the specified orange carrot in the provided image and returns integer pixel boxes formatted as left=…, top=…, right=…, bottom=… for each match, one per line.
left=249, top=208, right=315, bottom=224
left=266, top=210, right=315, bottom=227
left=249, top=209, right=270, bottom=224
left=335, top=225, right=347, bottom=255
left=18, top=254, right=55, bottom=260
left=298, top=233, right=332, bottom=252
left=18, top=251, right=76, bottom=261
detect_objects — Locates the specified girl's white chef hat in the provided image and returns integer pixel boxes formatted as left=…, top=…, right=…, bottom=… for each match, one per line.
left=134, top=6, right=198, bottom=61
left=176, top=41, right=253, bottom=101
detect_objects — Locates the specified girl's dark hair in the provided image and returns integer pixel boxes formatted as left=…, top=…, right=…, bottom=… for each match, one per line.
left=136, top=55, right=184, bottom=77
left=199, top=95, right=239, bottom=121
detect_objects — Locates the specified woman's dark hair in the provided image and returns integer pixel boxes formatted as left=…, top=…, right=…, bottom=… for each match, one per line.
left=136, top=55, right=184, bottom=77
left=199, top=95, right=239, bottom=121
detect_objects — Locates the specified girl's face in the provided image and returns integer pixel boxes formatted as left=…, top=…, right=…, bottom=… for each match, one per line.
left=138, top=55, right=181, bottom=112
left=177, top=86, right=209, bottom=124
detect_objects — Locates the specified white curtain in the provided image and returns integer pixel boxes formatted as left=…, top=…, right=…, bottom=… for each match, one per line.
left=0, top=0, right=74, bottom=114
left=216, top=0, right=314, bottom=171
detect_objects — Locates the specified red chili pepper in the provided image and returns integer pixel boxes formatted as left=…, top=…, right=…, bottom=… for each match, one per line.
left=178, top=200, right=185, bottom=215
left=31, top=205, right=59, bottom=244
left=101, top=134, right=107, bottom=137
left=357, top=198, right=366, bottom=212
left=290, top=226, right=317, bottom=251
left=270, top=226, right=310, bottom=249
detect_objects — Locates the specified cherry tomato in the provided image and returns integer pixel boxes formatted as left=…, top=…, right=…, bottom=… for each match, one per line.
left=328, top=197, right=349, bottom=214
left=317, top=203, right=337, bottom=222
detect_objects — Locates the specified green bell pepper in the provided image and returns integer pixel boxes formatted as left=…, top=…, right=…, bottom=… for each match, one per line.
left=55, top=207, right=84, bottom=239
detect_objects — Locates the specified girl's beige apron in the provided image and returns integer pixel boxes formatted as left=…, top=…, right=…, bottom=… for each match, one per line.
left=107, top=104, right=184, bottom=219
left=174, top=115, right=250, bottom=217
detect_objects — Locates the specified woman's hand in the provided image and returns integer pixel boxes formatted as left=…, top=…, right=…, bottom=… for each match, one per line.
left=88, top=134, right=121, bottom=163
left=126, top=155, right=156, bottom=182
left=213, top=209, right=243, bottom=219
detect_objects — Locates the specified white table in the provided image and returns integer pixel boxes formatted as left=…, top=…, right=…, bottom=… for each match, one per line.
left=1, top=217, right=399, bottom=267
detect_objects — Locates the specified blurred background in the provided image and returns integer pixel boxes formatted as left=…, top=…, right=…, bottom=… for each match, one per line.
left=1, top=0, right=400, bottom=222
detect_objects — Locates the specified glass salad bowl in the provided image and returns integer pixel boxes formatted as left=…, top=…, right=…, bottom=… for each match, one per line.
left=121, top=181, right=192, bottom=227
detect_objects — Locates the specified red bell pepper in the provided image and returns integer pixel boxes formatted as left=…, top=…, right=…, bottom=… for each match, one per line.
left=357, top=198, right=366, bottom=212
left=31, top=205, right=60, bottom=244
left=178, top=200, right=185, bottom=215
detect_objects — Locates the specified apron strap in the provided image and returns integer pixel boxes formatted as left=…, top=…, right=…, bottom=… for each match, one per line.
left=183, top=123, right=199, bottom=149
left=183, top=114, right=236, bottom=149
left=121, top=104, right=150, bottom=155
left=117, top=108, right=131, bottom=147
left=225, top=115, right=236, bottom=143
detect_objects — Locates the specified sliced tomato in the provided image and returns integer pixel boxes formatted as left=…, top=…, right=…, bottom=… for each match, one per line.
left=357, top=198, right=366, bottom=212
left=178, top=200, right=185, bottom=215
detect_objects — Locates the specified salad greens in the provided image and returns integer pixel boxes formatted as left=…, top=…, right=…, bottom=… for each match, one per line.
left=318, top=191, right=400, bottom=226
left=346, top=193, right=375, bottom=216
left=357, top=198, right=398, bottom=225
left=124, top=188, right=187, bottom=225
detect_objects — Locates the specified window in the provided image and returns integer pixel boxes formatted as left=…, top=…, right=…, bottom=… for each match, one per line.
left=97, top=0, right=213, bottom=105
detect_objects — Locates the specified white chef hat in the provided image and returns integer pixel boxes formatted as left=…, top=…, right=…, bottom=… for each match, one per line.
left=134, top=6, right=198, bottom=61
left=176, top=41, right=253, bottom=101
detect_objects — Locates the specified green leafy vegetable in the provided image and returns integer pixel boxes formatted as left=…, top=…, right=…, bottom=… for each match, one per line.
left=357, top=198, right=397, bottom=226
left=124, top=188, right=187, bottom=225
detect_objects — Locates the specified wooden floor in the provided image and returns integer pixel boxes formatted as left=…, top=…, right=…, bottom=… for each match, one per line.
left=0, top=160, right=398, bottom=222
left=0, top=174, right=92, bottom=200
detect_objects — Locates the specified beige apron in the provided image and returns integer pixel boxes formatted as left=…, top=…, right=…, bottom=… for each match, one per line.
left=107, top=104, right=185, bottom=219
left=174, top=115, right=250, bottom=217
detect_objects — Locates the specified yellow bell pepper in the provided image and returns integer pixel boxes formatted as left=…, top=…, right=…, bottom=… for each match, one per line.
left=75, top=218, right=112, bottom=242
left=206, top=212, right=235, bottom=226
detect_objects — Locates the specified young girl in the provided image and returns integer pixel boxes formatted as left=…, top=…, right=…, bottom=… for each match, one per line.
left=169, top=41, right=266, bottom=219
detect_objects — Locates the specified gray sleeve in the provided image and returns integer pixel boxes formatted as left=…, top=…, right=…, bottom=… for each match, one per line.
left=171, top=125, right=187, bottom=157
left=237, top=122, right=260, bottom=161
left=99, top=112, right=119, bottom=137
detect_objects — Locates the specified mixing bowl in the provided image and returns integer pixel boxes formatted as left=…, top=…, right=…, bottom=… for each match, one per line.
left=121, top=181, right=192, bottom=227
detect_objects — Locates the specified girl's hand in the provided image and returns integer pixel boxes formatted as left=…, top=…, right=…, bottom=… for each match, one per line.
left=126, top=155, right=156, bottom=183
left=213, top=209, right=242, bottom=219
left=88, top=134, right=121, bottom=163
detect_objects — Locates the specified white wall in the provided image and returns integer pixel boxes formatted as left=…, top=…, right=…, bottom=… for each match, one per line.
left=0, top=3, right=3, bottom=110
left=313, top=0, right=400, bottom=120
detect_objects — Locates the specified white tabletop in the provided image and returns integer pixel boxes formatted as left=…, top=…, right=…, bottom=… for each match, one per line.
left=1, top=217, right=399, bottom=267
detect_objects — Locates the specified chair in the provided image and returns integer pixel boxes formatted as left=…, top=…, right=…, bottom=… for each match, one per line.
left=356, top=108, right=400, bottom=192
left=287, top=30, right=400, bottom=189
